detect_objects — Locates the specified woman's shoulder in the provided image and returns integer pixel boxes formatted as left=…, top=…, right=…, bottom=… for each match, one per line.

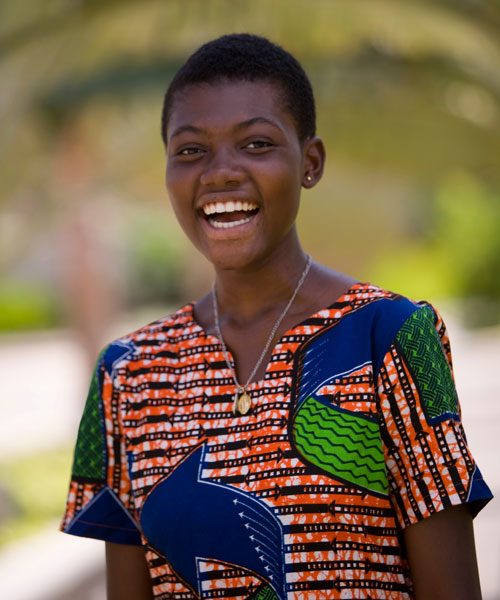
left=301, top=266, right=443, bottom=353
left=118, top=301, right=197, bottom=341
left=342, top=281, right=438, bottom=314
left=314, top=282, right=449, bottom=384
left=337, top=281, right=445, bottom=352
left=339, top=281, right=424, bottom=317
left=310, top=265, right=424, bottom=318
left=97, top=301, right=199, bottom=371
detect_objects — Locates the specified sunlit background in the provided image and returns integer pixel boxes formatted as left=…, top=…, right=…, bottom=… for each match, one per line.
left=1, top=1, right=499, bottom=599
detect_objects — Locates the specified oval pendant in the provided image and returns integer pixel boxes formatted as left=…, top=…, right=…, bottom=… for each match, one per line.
left=236, top=391, right=252, bottom=415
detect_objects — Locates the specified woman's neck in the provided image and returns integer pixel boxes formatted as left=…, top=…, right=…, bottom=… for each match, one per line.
left=212, top=245, right=309, bottom=324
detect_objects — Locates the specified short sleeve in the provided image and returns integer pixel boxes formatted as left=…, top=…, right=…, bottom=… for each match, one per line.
left=376, top=303, right=492, bottom=530
left=60, top=344, right=142, bottom=545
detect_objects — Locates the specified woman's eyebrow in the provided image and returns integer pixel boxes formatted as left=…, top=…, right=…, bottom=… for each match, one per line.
left=235, top=117, right=283, bottom=132
left=169, top=124, right=207, bottom=140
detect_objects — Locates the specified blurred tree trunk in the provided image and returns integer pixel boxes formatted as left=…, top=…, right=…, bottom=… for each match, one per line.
left=55, top=120, right=121, bottom=368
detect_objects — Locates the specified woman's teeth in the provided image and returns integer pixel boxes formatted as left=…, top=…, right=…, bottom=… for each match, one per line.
left=202, top=200, right=258, bottom=229
left=202, top=200, right=258, bottom=215
left=210, top=215, right=254, bottom=229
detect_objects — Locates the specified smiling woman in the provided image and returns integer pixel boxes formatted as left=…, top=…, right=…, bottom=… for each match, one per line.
left=164, top=80, right=321, bottom=272
left=60, top=34, right=492, bottom=600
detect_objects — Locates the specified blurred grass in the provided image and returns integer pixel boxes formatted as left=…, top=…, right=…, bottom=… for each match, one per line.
left=0, top=446, right=72, bottom=549
left=0, top=282, right=61, bottom=332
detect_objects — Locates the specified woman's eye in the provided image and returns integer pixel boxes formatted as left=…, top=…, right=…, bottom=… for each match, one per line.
left=245, top=140, right=273, bottom=150
left=178, top=147, right=203, bottom=156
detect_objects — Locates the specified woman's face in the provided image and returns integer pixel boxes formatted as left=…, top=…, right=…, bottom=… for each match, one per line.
left=165, top=80, right=317, bottom=270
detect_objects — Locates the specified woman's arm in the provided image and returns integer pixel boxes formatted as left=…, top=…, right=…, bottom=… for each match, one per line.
left=404, top=504, right=482, bottom=600
left=105, top=541, right=154, bottom=600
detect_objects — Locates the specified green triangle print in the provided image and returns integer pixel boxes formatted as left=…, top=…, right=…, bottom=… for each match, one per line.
left=293, top=397, right=388, bottom=495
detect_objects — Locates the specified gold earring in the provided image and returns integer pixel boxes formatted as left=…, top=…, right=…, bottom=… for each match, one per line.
left=306, top=175, right=313, bottom=182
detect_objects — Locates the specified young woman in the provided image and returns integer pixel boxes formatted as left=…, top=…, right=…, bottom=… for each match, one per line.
left=61, top=34, right=492, bottom=600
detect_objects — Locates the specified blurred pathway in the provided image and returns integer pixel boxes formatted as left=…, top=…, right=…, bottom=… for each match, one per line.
left=0, top=330, right=90, bottom=457
left=442, top=314, right=500, bottom=600
left=0, top=314, right=499, bottom=599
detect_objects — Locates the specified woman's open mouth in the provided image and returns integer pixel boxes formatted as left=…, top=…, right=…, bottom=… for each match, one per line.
left=201, top=200, right=259, bottom=229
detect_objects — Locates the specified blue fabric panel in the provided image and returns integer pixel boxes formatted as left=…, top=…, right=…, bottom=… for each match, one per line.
left=102, top=340, right=135, bottom=377
left=467, top=466, right=493, bottom=517
left=370, top=297, right=420, bottom=376
left=298, top=297, right=418, bottom=405
left=141, top=445, right=285, bottom=598
left=65, top=487, right=142, bottom=546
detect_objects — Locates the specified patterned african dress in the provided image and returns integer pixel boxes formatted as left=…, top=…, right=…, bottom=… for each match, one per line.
left=61, top=283, right=492, bottom=600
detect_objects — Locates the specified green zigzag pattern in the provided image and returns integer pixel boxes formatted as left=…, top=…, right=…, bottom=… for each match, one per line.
left=251, top=585, right=279, bottom=600
left=396, top=306, right=458, bottom=421
left=293, top=397, right=388, bottom=495
left=72, top=352, right=107, bottom=480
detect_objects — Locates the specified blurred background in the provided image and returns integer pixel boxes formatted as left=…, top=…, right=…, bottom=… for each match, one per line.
left=0, top=1, right=499, bottom=598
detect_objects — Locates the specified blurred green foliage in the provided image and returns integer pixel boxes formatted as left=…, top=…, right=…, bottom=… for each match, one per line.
left=0, top=282, right=61, bottom=332
left=0, top=447, right=72, bottom=548
left=435, top=173, right=500, bottom=300
left=371, top=171, right=500, bottom=324
left=125, top=208, right=188, bottom=306
left=1, top=0, right=499, bottom=329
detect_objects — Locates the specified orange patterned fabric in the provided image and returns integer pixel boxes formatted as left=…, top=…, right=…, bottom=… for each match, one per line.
left=61, top=284, right=491, bottom=599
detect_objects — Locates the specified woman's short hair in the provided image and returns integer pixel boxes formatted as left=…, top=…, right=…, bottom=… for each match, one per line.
left=161, top=33, right=316, bottom=144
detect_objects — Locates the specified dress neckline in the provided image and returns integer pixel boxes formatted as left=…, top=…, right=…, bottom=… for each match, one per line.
left=183, top=281, right=369, bottom=391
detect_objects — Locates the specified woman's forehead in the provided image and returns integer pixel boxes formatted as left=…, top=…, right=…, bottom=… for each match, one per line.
left=166, top=79, right=295, bottom=137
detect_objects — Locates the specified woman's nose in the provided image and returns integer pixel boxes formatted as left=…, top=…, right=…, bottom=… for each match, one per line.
left=200, top=148, right=244, bottom=187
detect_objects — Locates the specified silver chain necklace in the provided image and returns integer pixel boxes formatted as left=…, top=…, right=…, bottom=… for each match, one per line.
left=212, top=255, right=312, bottom=416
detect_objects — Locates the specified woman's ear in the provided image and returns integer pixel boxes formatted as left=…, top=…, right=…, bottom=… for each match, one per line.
left=302, top=136, right=326, bottom=189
